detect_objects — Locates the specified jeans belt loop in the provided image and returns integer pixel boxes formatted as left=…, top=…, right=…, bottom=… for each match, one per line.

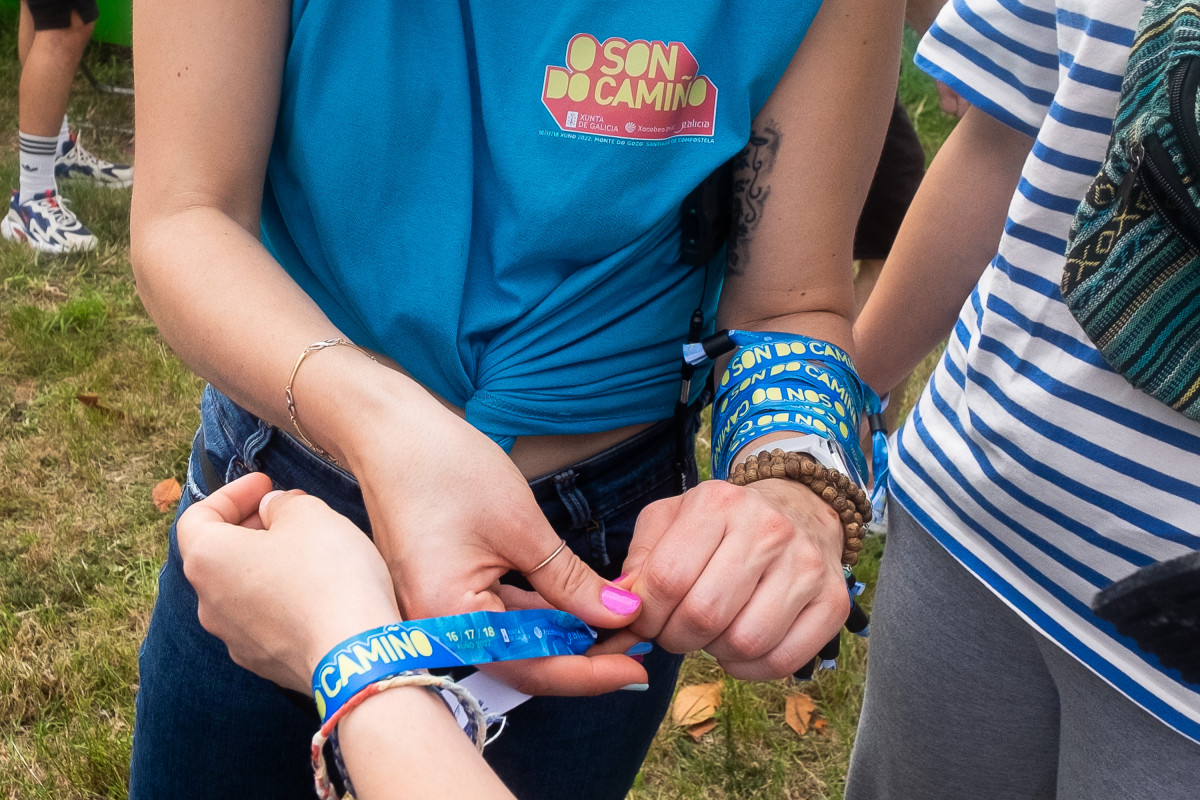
left=194, top=426, right=227, bottom=493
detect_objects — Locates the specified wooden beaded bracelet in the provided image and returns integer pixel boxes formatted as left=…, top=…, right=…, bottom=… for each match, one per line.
left=311, top=673, right=487, bottom=800
left=728, top=449, right=873, bottom=566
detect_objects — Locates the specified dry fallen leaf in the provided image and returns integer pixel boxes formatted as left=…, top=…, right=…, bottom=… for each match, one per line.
left=671, top=682, right=722, bottom=727
left=76, top=393, right=126, bottom=420
left=785, top=693, right=817, bottom=737
left=812, top=718, right=829, bottom=736
left=43, top=282, right=67, bottom=298
left=152, top=478, right=182, bottom=512
left=686, top=718, right=717, bottom=741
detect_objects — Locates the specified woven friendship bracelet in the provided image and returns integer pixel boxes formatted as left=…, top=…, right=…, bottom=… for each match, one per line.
left=728, top=449, right=872, bottom=566
left=311, top=673, right=488, bottom=800
left=310, top=611, right=596, bottom=796
left=285, top=337, right=377, bottom=467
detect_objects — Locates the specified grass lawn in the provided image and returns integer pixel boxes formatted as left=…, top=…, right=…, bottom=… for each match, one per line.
left=0, top=19, right=957, bottom=800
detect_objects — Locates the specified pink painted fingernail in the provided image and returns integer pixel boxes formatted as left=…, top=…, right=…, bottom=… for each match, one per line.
left=601, top=586, right=641, bottom=616
left=616, top=574, right=628, bottom=582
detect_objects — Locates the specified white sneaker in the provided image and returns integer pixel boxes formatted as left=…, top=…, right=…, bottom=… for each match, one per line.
left=1, top=189, right=99, bottom=253
left=55, top=134, right=133, bottom=188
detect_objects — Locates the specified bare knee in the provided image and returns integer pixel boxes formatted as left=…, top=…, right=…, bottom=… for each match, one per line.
left=34, top=12, right=94, bottom=60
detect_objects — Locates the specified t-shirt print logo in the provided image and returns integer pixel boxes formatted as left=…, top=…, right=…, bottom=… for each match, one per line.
left=542, top=33, right=718, bottom=141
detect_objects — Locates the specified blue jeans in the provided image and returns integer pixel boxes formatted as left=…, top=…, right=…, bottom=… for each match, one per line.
left=129, top=386, right=697, bottom=799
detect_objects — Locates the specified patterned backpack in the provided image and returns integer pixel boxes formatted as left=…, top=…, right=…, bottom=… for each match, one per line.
left=1063, top=0, right=1200, bottom=420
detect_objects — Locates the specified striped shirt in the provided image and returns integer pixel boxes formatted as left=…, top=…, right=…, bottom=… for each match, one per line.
left=897, top=0, right=1200, bottom=742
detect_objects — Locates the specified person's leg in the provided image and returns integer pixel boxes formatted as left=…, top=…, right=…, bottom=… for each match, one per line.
left=23, top=5, right=73, bottom=158
left=5, top=3, right=99, bottom=252
left=845, top=501, right=1061, bottom=800
left=130, top=504, right=321, bottom=798
left=483, top=646, right=682, bottom=799
left=1043, top=637, right=1200, bottom=800
left=482, top=415, right=699, bottom=799
left=19, top=5, right=93, bottom=141
left=130, top=394, right=327, bottom=799
left=21, top=1, right=134, bottom=190
left=18, top=1, right=34, bottom=65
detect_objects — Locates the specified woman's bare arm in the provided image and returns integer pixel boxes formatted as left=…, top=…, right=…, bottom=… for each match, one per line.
left=131, top=0, right=648, bottom=697
left=852, top=107, right=1033, bottom=394
left=131, top=0, right=448, bottom=460
left=622, top=0, right=905, bottom=681
left=719, top=0, right=902, bottom=348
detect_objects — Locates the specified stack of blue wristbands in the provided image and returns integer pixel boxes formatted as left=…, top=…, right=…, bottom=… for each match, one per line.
left=686, top=330, right=888, bottom=518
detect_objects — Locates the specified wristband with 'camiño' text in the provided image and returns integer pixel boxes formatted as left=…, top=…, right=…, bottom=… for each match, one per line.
left=311, top=609, right=597, bottom=722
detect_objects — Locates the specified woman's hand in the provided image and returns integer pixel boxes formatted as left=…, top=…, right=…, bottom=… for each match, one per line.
left=180, top=473, right=519, bottom=799
left=644, top=0, right=898, bottom=681
left=345, top=404, right=649, bottom=697
left=177, top=473, right=403, bottom=693
left=619, top=478, right=849, bottom=681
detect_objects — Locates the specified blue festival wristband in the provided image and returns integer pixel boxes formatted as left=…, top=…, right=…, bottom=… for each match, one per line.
left=711, top=332, right=874, bottom=473
left=312, top=609, right=596, bottom=722
left=689, top=330, right=889, bottom=518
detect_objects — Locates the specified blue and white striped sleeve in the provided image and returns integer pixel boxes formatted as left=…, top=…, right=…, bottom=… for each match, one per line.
left=916, top=0, right=1060, bottom=137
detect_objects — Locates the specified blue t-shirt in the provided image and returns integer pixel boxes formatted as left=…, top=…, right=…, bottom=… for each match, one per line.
left=263, top=1, right=822, bottom=446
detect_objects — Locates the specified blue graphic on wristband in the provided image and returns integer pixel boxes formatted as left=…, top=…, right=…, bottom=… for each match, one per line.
left=312, top=610, right=597, bottom=721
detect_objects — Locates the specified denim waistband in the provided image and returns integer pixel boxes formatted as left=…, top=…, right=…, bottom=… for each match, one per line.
left=191, top=386, right=700, bottom=567
left=527, top=414, right=695, bottom=533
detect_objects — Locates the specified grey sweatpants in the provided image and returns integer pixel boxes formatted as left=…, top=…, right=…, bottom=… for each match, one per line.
left=845, top=501, right=1200, bottom=800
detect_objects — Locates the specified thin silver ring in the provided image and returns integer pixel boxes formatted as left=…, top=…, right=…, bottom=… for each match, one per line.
left=524, top=539, right=567, bottom=576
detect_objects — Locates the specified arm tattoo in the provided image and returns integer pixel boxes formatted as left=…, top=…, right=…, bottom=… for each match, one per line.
left=727, top=123, right=782, bottom=275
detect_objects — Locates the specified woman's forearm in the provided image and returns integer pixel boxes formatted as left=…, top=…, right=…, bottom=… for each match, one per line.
left=717, top=0, right=903, bottom=359
left=132, top=203, right=333, bottom=422
left=130, top=0, right=455, bottom=466
left=336, top=687, right=515, bottom=800
left=130, top=203, right=450, bottom=465
left=852, top=107, right=1034, bottom=394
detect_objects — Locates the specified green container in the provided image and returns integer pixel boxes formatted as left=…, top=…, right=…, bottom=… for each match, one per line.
left=93, top=0, right=132, bottom=47
left=0, top=0, right=131, bottom=47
